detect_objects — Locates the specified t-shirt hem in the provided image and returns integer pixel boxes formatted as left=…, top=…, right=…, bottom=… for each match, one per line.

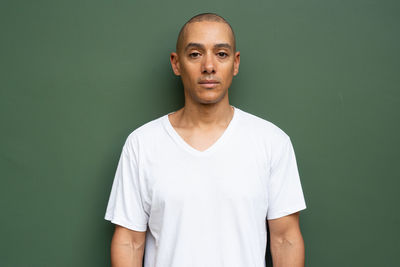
left=105, top=213, right=148, bottom=232
left=266, top=204, right=307, bottom=220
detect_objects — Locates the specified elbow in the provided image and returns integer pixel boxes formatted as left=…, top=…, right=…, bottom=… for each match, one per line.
left=271, top=235, right=293, bottom=248
left=270, top=231, right=304, bottom=250
left=112, top=236, right=146, bottom=252
left=111, top=225, right=147, bottom=252
left=131, top=239, right=146, bottom=251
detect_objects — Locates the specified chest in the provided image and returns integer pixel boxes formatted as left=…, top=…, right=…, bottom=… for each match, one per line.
left=146, top=149, right=269, bottom=214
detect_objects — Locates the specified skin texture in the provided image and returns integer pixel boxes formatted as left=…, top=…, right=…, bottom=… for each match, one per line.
left=169, top=21, right=240, bottom=151
left=176, top=15, right=236, bottom=58
left=111, top=225, right=146, bottom=267
left=268, top=212, right=305, bottom=267
left=110, top=19, right=305, bottom=267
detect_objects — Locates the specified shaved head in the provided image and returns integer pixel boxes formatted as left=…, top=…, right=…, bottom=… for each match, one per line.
left=176, top=13, right=236, bottom=54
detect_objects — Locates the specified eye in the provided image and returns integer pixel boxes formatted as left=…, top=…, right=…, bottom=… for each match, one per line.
left=217, top=52, right=228, bottom=58
left=189, top=52, right=201, bottom=58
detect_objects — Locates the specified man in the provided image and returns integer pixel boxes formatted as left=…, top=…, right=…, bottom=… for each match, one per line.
left=105, top=13, right=306, bottom=267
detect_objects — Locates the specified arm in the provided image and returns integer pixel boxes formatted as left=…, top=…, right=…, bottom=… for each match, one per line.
left=267, top=212, right=305, bottom=267
left=111, top=225, right=147, bottom=267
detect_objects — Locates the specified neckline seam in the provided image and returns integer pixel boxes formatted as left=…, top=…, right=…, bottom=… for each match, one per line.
left=163, top=106, right=239, bottom=157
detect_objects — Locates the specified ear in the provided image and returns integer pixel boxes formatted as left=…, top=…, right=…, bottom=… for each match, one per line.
left=233, top=51, right=240, bottom=76
left=170, top=52, right=181, bottom=76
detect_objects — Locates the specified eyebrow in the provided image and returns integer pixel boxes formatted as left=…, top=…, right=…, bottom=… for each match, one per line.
left=184, top=42, right=232, bottom=52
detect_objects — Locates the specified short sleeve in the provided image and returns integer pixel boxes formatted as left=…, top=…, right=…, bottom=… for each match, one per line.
left=267, top=137, right=306, bottom=220
left=104, top=137, right=149, bottom=231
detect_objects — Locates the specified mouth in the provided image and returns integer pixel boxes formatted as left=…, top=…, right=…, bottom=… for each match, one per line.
left=198, top=80, right=220, bottom=88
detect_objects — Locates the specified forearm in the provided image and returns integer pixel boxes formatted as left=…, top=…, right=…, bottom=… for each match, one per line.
left=111, top=238, right=145, bottom=267
left=270, top=233, right=305, bottom=267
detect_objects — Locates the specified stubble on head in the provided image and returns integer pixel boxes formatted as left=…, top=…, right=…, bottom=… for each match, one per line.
left=176, top=13, right=236, bottom=56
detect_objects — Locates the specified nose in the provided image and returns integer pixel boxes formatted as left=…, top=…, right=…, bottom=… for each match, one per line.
left=201, top=52, right=216, bottom=74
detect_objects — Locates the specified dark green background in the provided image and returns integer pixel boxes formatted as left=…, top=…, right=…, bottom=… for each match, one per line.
left=1, top=0, right=399, bottom=266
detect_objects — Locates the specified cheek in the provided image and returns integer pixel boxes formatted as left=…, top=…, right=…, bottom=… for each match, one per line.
left=181, top=73, right=196, bottom=85
left=180, top=72, right=198, bottom=89
left=222, top=64, right=235, bottom=80
left=180, top=66, right=198, bottom=81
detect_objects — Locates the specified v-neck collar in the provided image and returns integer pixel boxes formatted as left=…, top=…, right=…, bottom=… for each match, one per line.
left=163, top=105, right=239, bottom=157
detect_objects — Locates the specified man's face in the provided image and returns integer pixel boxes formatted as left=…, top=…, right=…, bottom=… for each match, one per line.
left=170, top=21, right=240, bottom=105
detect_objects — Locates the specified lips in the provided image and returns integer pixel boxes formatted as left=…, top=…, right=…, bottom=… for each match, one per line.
left=199, top=80, right=219, bottom=87
left=199, top=80, right=219, bottom=88
left=199, top=80, right=219, bottom=84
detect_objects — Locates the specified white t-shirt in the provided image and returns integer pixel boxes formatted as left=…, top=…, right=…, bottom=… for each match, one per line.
left=104, top=106, right=306, bottom=267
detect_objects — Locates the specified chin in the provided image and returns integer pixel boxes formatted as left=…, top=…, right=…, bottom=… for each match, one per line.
left=198, top=99, right=220, bottom=105
left=196, top=92, right=227, bottom=104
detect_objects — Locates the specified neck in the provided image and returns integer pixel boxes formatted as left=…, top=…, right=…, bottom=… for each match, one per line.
left=181, top=102, right=234, bottom=128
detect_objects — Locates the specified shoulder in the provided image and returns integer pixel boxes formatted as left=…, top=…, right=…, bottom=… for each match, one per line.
left=236, top=107, right=290, bottom=144
left=122, top=113, right=168, bottom=155
left=236, top=108, right=296, bottom=167
left=131, top=114, right=165, bottom=138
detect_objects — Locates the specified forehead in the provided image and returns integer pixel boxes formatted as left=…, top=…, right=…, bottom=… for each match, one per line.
left=182, top=21, right=234, bottom=48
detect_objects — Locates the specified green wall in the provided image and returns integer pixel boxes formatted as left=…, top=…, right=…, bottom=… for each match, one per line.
left=1, top=0, right=399, bottom=266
